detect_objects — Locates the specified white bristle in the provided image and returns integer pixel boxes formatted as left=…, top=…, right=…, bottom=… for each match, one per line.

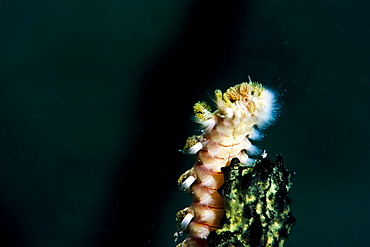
left=180, top=213, right=194, bottom=230
left=181, top=176, right=196, bottom=189
left=248, top=128, right=263, bottom=140
left=202, top=118, right=216, bottom=132
left=243, top=158, right=256, bottom=166
left=246, top=145, right=261, bottom=156
left=254, top=89, right=277, bottom=129
left=188, top=142, right=203, bottom=154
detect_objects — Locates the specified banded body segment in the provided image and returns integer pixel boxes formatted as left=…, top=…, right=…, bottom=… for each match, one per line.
left=192, top=163, right=224, bottom=191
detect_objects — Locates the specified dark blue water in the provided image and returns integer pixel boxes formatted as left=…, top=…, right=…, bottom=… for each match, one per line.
left=0, top=0, right=369, bottom=246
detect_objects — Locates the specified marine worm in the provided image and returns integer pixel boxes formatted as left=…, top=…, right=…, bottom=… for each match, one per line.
left=174, top=80, right=277, bottom=247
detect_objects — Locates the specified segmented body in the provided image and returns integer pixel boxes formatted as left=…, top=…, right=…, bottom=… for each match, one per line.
left=175, top=81, right=276, bottom=247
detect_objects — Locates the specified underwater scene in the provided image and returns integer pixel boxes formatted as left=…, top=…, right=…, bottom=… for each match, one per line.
left=0, top=0, right=369, bottom=246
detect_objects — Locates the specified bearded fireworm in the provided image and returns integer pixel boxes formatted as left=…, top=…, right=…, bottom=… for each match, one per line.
left=174, top=79, right=278, bottom=247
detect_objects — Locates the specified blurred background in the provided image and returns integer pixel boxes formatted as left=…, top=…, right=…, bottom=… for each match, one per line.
left=0, top=0, right=369, bottom=246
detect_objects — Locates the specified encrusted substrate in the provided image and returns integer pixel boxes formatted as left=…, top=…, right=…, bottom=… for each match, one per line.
left=208, top=155, right=295, bottom=247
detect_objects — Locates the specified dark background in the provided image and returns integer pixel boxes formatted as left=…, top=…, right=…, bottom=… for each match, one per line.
left=0, top=0, right=369, bottom=246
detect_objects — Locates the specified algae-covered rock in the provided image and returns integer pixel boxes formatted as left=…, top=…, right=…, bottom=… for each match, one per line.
left=208, top=155, right=295, bottom=247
